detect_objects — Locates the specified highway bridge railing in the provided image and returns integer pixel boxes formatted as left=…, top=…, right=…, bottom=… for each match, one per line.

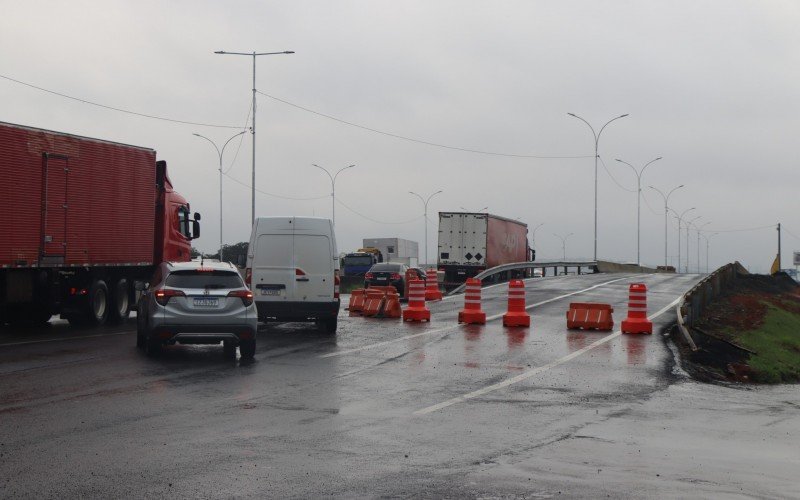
left=674, top=262, right=748, bottom=351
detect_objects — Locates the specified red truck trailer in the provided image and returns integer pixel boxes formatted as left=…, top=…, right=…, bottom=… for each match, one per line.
left=0, top=121, right=200, bottom=326
left=437, top=212, right=532, bottom=285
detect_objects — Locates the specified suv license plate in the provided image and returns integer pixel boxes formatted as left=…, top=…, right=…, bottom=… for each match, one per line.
left=193, top=298, right=219, bottom=307
left=261, top=289, right=281, bottom=296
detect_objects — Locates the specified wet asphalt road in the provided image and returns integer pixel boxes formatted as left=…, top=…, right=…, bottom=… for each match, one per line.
left=1, top=273, right=799, bottom=498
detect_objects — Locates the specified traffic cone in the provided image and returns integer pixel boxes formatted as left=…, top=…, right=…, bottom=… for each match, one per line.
left=382, top=288, right=402, bottom=318
left=458, top=278, right=486, bottom=324
left=362, top=288, right=387, bottom=317
left=425, top=269, right=443, bottom=301
left=621, top=283, right=652, bottom=334
left=403, top=279, right=431, bottom=322
left=503, top=280, right=530, bottom=327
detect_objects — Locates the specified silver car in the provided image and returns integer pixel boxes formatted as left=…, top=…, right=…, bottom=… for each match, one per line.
left=136, top=260, right=258, bottom=358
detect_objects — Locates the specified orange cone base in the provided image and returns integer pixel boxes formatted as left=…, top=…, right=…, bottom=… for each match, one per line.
left=425, top=290, right=443, bottom=301
left=621, top=318, right=652, bottom=334
left=503, top=312, right=530, bottom=327
left=458, top=310, right=486, bottom=324
left=348, top=310, right=363, bottom=317
left=403, top=309, right=431, bottom=322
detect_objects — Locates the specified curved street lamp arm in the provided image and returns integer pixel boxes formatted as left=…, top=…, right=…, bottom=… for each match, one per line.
left=596, top=114, right=629, bottom=146
left=567, top=113, right=598, bottom=144
left=333, top=164, right=356, bottom=184
left=311, top=163, right=334, bottom=184
left=192, top=133, right=221, bottom=158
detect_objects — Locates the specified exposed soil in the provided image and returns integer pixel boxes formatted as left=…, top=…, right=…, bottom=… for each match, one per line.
left=678, top=272, right=800, bottom=383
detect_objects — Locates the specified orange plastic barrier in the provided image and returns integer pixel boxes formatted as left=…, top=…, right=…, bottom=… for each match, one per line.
left=458, top=278, right=486, bottom=324
left=362, top=288, right=387, bottom=317
left=382, top=288, right=402, bottom=318
left=566, top=302, right=614, bottom=331
left=425, top=269, right=443, bottom=301
left=502, top=280, right=530, bottom=327
left=621, top=283, right=652, bottom=334
left=403, top=279, right=431, bottom=322
left=348, top=288, right=366, bottom=316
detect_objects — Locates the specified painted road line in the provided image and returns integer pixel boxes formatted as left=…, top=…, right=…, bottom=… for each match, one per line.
left=321, top=276, right=634, bottom=359
left=0, top=330, right=134, bottom=347
left=412, top=296, right=682, bottom=416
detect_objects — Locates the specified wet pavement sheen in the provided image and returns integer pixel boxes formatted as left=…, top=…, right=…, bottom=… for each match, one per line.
left=1, top=273, right=798, bottom=498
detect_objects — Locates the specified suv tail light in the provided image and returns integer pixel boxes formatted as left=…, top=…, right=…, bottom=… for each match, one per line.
left=334, top=274, right=340, bottom=300
left=389, top=273, right=402, bottom=280
left=244, top=268, right=252, bottom=286
left=155, top=288, right=185, bottom=306
left=228, top=289, right=254, bottom=306
left=365, top=272, right=374, bottom=280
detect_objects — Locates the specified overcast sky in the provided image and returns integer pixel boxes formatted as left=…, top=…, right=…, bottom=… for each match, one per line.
left=3, top=1, right=798, bottom=273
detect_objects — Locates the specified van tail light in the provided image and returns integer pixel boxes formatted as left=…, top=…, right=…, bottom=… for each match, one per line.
left=365, top=272, right=374, bottom=280
left=245, top=268, right=252, bottom=286
left=228, top=290, right=254, bottom=306
left=389, top=273, right=402, bottom=280
left=155, top=288, right=185, bottom=306
left=334, top=274, right=340, bottom=300
left=295, top=268, right=306, bottom=276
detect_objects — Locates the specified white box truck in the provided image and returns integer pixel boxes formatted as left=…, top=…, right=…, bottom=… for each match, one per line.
left=361, top=238, right=419, bottom=268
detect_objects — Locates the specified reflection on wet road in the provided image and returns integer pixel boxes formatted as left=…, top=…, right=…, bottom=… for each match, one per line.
left=1, top=273, right=798, bottom=498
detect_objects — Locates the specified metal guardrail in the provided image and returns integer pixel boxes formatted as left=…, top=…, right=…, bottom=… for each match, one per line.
left=447, top=260, right=598, bottom=295
left=675, top=262, right=747, bottom=351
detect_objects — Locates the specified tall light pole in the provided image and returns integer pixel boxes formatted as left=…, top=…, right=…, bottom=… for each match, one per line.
left=193, top=131, right=246, bottom=261
left=615, top=157, right=662, bottom=265
left=694, top=221, right=712, bottom=273
left=531, top=223, right=544, bottom=252
left=410, top=190, right=442, bottom=268
left=686, top=215, right=703, bottom=273
left=567, top=112, right=629, bottom=261
left=701, top=232, right=718, bottom=273
left=214, top=49, right=294, bottom=227
left=311, top=164, right=355, bottom=226
left=554, top=232, right=574, bottom=260
left=649, top=185, right=684, bottom=268
left=673, top=207, right=696, bottom=272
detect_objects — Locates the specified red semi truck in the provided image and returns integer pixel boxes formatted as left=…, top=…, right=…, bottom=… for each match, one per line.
left=437, top=212, right=532, bottom=285
left=0, top=121, right=200, bottom=326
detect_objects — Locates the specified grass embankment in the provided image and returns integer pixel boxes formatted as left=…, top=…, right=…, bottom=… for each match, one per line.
left=691, top=273, right=800, bottom=384
left=732, top=305, right=800, bottom=383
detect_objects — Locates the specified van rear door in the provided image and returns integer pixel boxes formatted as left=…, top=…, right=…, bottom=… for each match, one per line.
left=294, top=234, right=334, bottom=300
left=252, top=232, right=294, bottom=302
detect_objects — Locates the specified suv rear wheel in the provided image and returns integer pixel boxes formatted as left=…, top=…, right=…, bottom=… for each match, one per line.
left=239, top=339, right=255, bottom=359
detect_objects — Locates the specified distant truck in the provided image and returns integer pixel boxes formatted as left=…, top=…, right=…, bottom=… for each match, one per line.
left=342, top=248, right=382, bottom=277
left=361, top=238, right=419, bottom=267
left=437, top=212, right=532, bottom=285
left=0, top=121, right=200, bottom=326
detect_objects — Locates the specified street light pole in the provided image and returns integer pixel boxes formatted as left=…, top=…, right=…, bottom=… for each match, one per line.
left=649, top=185, right=684, bottom=268
left=567, top=112, right=629, bottom=261
left=214, top=49, right=294, bottom=227
left=673, top=207, right=696, bottom=272
left=695, top=222, right=711, bottom=273
left=554, top=232, right=574, bottom=260
left=686, top=215, right=703, bottom=273
left=410, top=190, right=443, bottom=268
left=615, top=157, right=662, bottom=265
left=193, top=131, right=246, bottom=261
left=311, top=164, right=355, bottom=226
left=531, top=223, right=544, bottom=253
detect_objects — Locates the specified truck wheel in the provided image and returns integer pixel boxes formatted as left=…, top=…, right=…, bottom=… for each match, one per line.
left=86, top=280, right=109, bottom=326
left=239, top=339, right=256, bottom=359
left=109, top=278, right=131, bottom=323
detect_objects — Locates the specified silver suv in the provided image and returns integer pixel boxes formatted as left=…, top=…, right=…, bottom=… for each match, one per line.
left=136, top=260, right=258, bottom=359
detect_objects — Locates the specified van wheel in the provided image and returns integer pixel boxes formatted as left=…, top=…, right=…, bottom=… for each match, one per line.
left=323, top=318, right=338, bottom=335
left=109, top=278, right=130, bottom=323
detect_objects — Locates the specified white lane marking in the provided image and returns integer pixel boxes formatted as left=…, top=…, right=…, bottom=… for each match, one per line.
left=0, top=330, right=133, bottom=347
left=321, top=276, right=633, bottom=359
left=412, top=296, right=682, bottom=415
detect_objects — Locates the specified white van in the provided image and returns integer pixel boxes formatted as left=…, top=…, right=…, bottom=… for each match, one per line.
left=245, top=217, right=340, bottom=333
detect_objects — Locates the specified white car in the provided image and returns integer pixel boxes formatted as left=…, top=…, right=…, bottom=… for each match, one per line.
left=245, top=217, right=340, bottom=333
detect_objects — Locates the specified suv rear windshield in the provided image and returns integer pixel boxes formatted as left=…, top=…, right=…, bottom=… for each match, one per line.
left=165, top=270, right=244, bottom=289
left=369, top=263, right=404, bottom=272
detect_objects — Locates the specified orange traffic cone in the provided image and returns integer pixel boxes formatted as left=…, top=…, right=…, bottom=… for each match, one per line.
left=403, top=279, right=431, bottom=322
left=382, top=288, right=402, bottom=318
left=362, top=288, right=387, bottom=317
left=503, top=280, right=530, bottom=327
left=621, top=283, right=652, bottom=334
left=458, top=278, right=486, bottom=324
left=425, top=269, right=443, bottom=301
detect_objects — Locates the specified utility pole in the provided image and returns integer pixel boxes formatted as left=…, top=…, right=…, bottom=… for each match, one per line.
left=778, top=223, right=782, bottom=271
